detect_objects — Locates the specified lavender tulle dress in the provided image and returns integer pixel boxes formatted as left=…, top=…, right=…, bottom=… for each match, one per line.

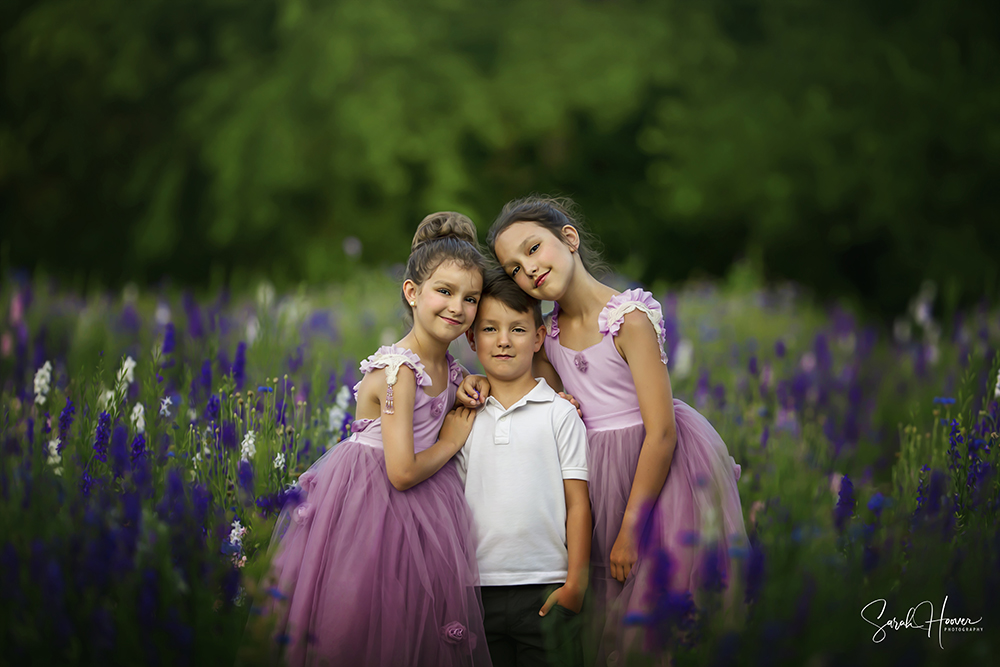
left=544, top=290, right=747, bottom=661
left=265, top=346, right=491, bottom=667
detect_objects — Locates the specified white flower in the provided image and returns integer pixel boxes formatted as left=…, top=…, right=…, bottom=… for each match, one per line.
left=155, top=303, right=171, bottom=326
left=335, top=384, right=351, bottom=409
left=33, top=361, right=52, bottom=405
left=240, top=430, right=256, bottom=461
left=327, top=384, right=353, bottom=433
left=995, top=369, right=1000, bottom=399
left=672, top=339, right=694, bottom=379
left=229, top=519, right=246, bottom=548
left=246, top=316, right=260, bottom=345
left=192, top=451, right=202, bottom=471
left=117, top=355, right=137, bottom=389
left=273, top=452, right=286, bottom=470
left=328, top=405, right=346, bottom=433
left=131, top=403, right=146, bottom=433
left=46, top=438, right=61, bottom=466
left=99, top=388, right=115, bottom=411
left=187, top=408, right=198, bottom=422
left=159, top=396, right=173, bottom=417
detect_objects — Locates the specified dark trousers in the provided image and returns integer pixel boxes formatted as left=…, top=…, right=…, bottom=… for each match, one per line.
left=480, top=584, right=584, bottom=667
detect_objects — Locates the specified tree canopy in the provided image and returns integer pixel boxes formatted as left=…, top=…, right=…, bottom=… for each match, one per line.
left=2, top=0, right=998, bottom=314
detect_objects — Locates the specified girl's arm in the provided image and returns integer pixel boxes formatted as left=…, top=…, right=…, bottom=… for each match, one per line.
left=610, top=310, right=678, bottom=583
left=378, top=366, right=476, bottom=491
left=540, top=479, right=591, bottom=615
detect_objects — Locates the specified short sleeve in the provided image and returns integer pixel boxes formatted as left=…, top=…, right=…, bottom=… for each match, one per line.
left=553, top=403, right=589, bottom=482
left=597, top=289, right=669, bottom=365
left=353, top=346, right=431, bottom=400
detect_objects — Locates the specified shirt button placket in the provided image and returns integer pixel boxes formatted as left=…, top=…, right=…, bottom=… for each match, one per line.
left=495, top=413, right=510, bottom=445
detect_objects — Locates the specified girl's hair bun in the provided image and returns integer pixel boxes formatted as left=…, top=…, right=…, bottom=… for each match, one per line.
left=412, top=211, right=479, bottom=251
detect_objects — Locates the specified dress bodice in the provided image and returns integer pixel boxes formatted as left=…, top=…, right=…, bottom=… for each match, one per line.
left=543, top=289, right=669, bottom=431
left=348, top=346, right=464, bottom=452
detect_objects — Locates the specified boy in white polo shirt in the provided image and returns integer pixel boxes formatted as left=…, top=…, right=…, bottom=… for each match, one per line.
left=456, top=268, right=591, bottom=667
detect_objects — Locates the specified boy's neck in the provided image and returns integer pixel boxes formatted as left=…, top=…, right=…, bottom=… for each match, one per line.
left=485, top=373, right=539, bottom=410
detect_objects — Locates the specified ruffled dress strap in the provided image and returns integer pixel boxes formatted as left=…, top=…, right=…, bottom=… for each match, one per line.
left=446, top=352, right=466, bottom=388
left=546, top=303, right=561, bottom=339
left=353, top=346, right=432, bottom=414
left=597, top=288, right=669, bottom=365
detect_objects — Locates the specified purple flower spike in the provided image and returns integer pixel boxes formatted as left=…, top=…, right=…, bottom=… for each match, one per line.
left=162, top=323, right=176, bottom=355
left=93, top=412, right=112, bottom=462
left=834, top=475, right=855, bottom=531
left=233, top=342, right=247, bottom=390
left=58, top=398, right=75, bottom=449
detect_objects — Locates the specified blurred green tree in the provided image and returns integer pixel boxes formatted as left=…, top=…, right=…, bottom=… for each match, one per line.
left=1, top=0, right=997, bottom=315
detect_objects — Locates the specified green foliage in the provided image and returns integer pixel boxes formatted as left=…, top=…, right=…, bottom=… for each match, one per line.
left=2, top=0, right=999, bottom=312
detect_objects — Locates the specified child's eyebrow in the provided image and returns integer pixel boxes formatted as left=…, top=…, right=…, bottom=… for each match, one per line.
left=431, top=281, right=480, bottom=296
left=501, top=237, right=539, bottom=269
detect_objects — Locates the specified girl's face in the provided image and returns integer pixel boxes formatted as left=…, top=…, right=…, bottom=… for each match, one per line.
left=405, top=260, right=482, bottom=344
left=493, top=221, right=578, bottom=301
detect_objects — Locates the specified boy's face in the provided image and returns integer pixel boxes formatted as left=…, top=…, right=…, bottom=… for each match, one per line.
left=466, top=296, right=545, bottom=384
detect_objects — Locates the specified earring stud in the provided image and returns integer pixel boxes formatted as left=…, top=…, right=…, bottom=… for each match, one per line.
left=410, top=301, right=415, bottom=306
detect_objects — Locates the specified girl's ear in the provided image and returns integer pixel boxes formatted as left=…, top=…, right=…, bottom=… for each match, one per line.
left=402, top=280, right=418, bottom=306
left=560, top=224, right=581, bottom=253
left=466, top=328, right=477, bottom=351
left=533, top=325, right=546, bottom=352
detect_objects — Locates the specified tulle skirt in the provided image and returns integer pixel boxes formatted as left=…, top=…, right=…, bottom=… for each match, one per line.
left=265, top=440, right=491, bottom=667
left=587, top=399, right=747, bottom=663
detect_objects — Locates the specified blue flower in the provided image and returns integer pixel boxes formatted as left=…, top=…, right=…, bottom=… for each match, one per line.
left=699, top=545, right=727, bottom=593
left=205, top=394, right=221, bottom=422
left=93, top=411, right=112, bottom=462
left=183, top=293, right=204, bottom=339
left=238, top=460, right=255, bottom=496
left=162, top=323, right=176, bottom=355
left=933, top=397, right=956, bottom=405
left=233, top=342, right=247, bottom=390
left=258, top=386, right=274, bottom=393
left=834, top=475, right=855, bottom=531
left=745, top=541, right=765, bottom=604
left=57, top=398, right=75, bottom=448
left=867, top=492, right=886, bottom=518
left=266, top=586, right=289, bottom=601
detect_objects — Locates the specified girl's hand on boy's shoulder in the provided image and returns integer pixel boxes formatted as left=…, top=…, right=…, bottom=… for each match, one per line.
left=557, top=391, right=583, bottom=419
left=456, top=374, right=490, bottom=408
left=539, top=582, right=585, bottom=616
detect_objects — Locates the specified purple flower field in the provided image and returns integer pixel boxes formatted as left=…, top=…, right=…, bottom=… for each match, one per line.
left=1, top=271, right=998, bottom=665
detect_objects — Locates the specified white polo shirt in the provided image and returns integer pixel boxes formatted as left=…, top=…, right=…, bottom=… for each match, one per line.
left=455, top=378, right=589, bottom=586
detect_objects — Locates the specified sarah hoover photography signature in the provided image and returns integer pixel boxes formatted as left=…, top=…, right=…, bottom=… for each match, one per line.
left=861, top=595, right=983, bottom=649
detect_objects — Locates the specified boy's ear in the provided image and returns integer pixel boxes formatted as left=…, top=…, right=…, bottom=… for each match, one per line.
left=466, top=327, right=477, bottom=351
left=533, top=324, right=546, bottom=352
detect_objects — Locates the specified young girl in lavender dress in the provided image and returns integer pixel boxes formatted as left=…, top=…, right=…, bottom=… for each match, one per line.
left=264, top=213, right=493, bottom=667
left=478, top=197, right=747, bottom=662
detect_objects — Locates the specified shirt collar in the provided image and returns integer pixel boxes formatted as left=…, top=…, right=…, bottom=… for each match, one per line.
left=484, top=377, right=556, bottom=413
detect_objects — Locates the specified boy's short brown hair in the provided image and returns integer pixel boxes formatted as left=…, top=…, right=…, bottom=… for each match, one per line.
left=479, top=267, right=544, bottom=330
